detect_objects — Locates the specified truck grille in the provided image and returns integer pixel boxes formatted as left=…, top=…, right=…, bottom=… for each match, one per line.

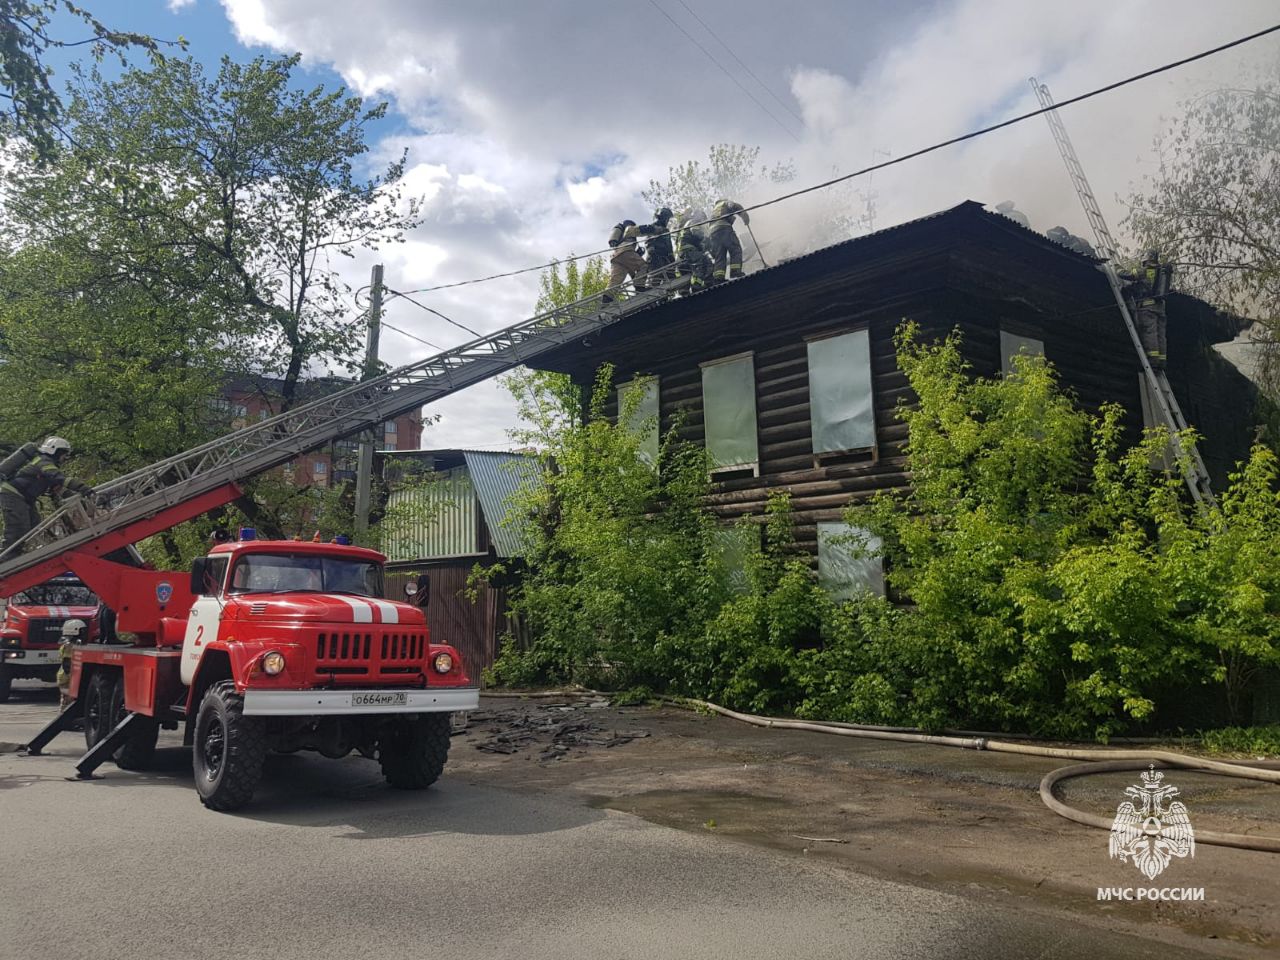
left=26, top=618, right=65, bottom=646
left=314, top=630, right=428, bottom=679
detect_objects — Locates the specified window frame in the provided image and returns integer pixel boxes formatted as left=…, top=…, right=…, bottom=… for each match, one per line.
left=617, top=375, right=661, bottom=468
left=816, top=521, right=885, bottom=600
left=805, top=327, right=877, bottom=466
left=700, top=350, right=760, bottom=480
left=999, top=328, right=1045, bottom=376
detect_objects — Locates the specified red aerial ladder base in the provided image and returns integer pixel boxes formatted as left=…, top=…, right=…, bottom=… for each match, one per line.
left=0, top=483, right=242, bottom=599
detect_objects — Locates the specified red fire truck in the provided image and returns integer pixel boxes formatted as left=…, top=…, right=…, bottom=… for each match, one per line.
left=27, top=531, right=476, bottom=811
left=3, top=274, right=684, bottom=810
left=0, top=573, right=101, bottom=701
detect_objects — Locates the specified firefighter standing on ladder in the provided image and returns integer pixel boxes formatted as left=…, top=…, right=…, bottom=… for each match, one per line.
left=0, top=437, right=93, bottom=553
left=1123, top=249, right=1173, bottom=369
left=603, top=219, right=648, bottom=303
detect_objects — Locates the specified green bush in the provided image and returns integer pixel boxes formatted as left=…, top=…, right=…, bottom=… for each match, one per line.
left=493, top=324, right=1280, bottom=740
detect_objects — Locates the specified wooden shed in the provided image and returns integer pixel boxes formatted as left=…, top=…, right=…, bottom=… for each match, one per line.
left=379, top=449, right=536, bottom=681
left=527, top=200, right=1263, bottom=597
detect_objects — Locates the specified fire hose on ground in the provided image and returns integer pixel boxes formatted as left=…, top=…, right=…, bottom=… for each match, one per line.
left=680, top=699, right=1280, bottom=854
left=481, top=689, right=1280, bottom=851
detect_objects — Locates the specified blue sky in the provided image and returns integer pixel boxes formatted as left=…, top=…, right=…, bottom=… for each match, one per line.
left=46, top=1, right=411, bottom=144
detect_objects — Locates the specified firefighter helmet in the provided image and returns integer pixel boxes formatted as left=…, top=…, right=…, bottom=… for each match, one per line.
left=38, top=436, right=72, bottom=459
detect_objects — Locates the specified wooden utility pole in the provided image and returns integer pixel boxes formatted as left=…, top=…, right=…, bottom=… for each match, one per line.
left=354, top=264, right=384, bottom=537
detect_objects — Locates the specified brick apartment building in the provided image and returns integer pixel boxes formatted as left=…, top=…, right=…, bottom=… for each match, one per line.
left=218, top=375, right=424, bottom=488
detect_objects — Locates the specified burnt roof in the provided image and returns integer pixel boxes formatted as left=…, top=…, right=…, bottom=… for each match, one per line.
left=529, top=200, right=1244, bottom=374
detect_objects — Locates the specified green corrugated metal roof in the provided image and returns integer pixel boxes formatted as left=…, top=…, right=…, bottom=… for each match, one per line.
left=462, top=451, right=539, bottom=558
left=384, top=466, right=479, bottom=561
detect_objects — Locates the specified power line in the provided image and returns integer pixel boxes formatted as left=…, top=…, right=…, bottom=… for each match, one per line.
left=647, top=0, right=802, bottom=142
left=379, top=318, right=443, bottom=351
left=386, top=287, right=482, bottom=337
left=395, top=21, right=1280, bottom=297
left=673, top=0, right=805, bottom=126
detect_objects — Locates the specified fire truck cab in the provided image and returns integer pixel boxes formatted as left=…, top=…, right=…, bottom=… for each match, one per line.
left=57, top=533, right=476, bottom=810
left=0, top=573, right=101, bottom=701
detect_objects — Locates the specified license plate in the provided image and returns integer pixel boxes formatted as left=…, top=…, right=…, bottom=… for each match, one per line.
left=350, top=691, right=408, bottom=708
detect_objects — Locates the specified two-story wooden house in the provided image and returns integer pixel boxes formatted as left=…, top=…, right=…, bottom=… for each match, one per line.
left=525, top=201, right=1264, bottom=597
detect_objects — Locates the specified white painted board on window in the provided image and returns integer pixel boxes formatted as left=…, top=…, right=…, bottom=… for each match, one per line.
left=817, top=522, right=884, bottom=600
left=619, top=377, right=660, bottom=467
left=807, top=329, right=875, bottom=455
left=702, top=354, right=759, bottom=470
left=1000, top=330, right=1044, bottom=375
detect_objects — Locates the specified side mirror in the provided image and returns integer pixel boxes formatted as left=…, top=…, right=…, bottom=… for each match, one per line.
left=190, top=557, right=210, bottom=597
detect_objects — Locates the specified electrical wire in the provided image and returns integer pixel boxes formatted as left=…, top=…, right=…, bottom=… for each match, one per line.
left=385, top=287, right=482, bottom=337
left=393, top=21, right=1280, bottom=298
left=647, top=0, right=802, bottom=142
left=379, top=318, right=443, bottom=351
left=673, top=0, right=806, bottom=126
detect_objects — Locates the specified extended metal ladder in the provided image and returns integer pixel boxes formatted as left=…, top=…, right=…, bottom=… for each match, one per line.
left=0, top=273, right=690, bottom=588
left=1030, top=79, right=1216, bottom=506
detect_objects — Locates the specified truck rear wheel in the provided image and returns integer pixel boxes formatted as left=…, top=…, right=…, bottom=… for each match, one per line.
left=107, top=677, right=159, bottom=771
left=377, top=714, right=451, bottom=789
left=83, top=672, right=114, bottom=749
left=193, top=681, right=266, bottom=811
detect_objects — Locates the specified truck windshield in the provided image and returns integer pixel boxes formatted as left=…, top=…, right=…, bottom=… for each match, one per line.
left=227, top=554, right=383, bottom=598
left=12, top=581, right=99, bottom=606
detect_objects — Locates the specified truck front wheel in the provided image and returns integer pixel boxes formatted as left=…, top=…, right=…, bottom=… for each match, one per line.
left=377, top=714, right=451, bottom=790
left=0, top=665, right=11, bottom=703
left=193, top=681, right=266, bottom=811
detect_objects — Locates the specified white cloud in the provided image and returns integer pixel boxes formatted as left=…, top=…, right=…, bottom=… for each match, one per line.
left=218, top=0, right=1280, bottom=449
left=168, top=0, right=195, bottom=9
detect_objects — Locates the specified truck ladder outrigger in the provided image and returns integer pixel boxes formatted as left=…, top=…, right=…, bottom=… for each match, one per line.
left=0, top=274, right=690, bottom=596
left=1030, top=78, right=1215, bottom=507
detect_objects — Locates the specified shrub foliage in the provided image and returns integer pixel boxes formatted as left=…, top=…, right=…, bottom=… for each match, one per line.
left=489, top=326, right=1280, bottom=737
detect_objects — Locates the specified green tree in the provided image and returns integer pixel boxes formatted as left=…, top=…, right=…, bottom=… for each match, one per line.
left=0, top=0, right=178, bottom=160
left=8, top=53, right=421, bottom=412
left=500, top=256, right=609, bottom=448
left=1126, top=68, right=1280, bottom=392
left=641, top=143, right=794, bottom=216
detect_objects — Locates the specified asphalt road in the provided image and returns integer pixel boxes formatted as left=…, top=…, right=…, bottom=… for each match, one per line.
left=0, top=684, right=1235, bottom=960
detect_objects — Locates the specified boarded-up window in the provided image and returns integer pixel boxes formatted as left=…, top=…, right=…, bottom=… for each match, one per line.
left=1000, top=330, right=1044, bottom=375
left=618, top=377, right=660, bottom=467
left=807, top=329, right=875, bottom=455
left=701, top=353, right=759, bottom=476
left=712, top=524, right=760, bottom=595
left=817, top=522, right=884, bottom=600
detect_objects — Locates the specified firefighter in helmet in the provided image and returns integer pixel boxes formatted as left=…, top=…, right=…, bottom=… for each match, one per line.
left=0, top=437, right=93, bottom=553
left=676, top=208, right=713, bottom=291
left=706, top=199, right=750, bottom=285
left=57, top=617, right=87, bottom=710
left=602, top=219, right=648, bottom=304
left=1122, top=248, right=1173, bottom=369
left=637, top=207, right=677, bottom=282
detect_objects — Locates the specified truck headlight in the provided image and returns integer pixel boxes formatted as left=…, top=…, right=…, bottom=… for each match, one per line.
left=431, top=652, right=453, bottom=674
left=261, top=650, right=286, bottom=675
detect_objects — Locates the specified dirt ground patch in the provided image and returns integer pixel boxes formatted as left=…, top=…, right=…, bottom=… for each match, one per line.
left=450, top=695, right=1280, bottom=957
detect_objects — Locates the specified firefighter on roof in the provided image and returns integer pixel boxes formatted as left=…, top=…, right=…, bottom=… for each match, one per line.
left=676, top=208, right=712, bottom=291
left=602, top=219, right=648, bottom=304
left=637, top=207, right=676, bottom=282
left=707, top=199, right=749, bottom=285
left=0, top=437, right=93, bottom=553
